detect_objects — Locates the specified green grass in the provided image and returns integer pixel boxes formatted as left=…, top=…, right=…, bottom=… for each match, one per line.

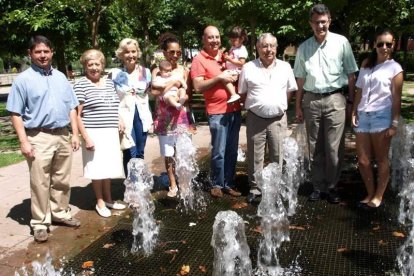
left=402, top=81, right=414, bottom=123
left=0, top=102, right=8, bottom=117
left=0, top=152, right=24, bottom=168
left=0, top=135, right=20, bottom=150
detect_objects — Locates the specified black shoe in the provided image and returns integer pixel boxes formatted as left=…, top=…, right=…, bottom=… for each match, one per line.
left=247, top=193, right=260, bottom=203
left=309, top=190, right=321, bottom=201
left=327, top=191, right=340, bottom=204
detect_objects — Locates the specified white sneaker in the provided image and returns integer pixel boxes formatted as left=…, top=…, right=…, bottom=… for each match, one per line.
left=227, top=94, right=240, bottom=103
left=96, top=205, right=111, bottom=217
left=167, top=186, right=178, bottom=197
left=105, top=201, right=127, bottom=210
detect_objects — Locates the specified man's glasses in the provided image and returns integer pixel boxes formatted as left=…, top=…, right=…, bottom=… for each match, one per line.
left=376, top=42, right=393, bottom=48
left=311, top=20, right=329, bottom=26
left=167, top=50, right=182, bottom=55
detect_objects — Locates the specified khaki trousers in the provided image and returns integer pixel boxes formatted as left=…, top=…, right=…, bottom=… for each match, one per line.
left=26, top=129, right=73, bottom=230
left=303, top=92, right=346, bottom=192
left=246, top=111, right=287, bottom=192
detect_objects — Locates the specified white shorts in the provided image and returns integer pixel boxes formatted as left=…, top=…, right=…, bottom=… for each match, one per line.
left=158, top=135, right=177, bottom=157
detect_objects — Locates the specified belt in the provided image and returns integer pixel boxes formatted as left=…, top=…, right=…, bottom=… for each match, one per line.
left=305, top=88, right=343, bottom=97
left=248, top=110, right=284, bottom=120
left=26, top=127, right=68, bottom=134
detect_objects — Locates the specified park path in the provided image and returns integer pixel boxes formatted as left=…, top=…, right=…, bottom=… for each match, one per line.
left=0, top=124, right=249, bottom=275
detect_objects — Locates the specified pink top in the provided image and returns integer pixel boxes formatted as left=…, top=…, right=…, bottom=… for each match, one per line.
left=153, top=67, right=191, bottom=135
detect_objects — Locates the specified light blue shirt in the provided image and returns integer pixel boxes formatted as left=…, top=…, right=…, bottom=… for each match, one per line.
left=294, top=31, right=358, bottom=93
left=6, top=64, right=79, bottom=129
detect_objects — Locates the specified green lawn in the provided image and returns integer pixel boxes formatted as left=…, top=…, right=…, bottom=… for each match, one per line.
left=0, top=152, right=24, bottom=167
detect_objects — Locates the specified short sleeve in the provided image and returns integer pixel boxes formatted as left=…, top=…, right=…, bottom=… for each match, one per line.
left=342, top=40, right=358, bottom=75
left=286, top=63, right=298, bottom=92
left=73, top=81, right=86, bottom=103
left=293, top=45, right=307, bottom=78
left=238, top=46, right=248, bottom=59
left=6, top=81, right=26, bottom=115
left=190, top=56, right=205, bottom=79
left=238, top=65, right=248, bottom=94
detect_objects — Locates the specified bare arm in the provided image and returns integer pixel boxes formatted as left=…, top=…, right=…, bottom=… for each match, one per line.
left=387, top=71, right=403, bottom=137
left=76, top=104, right=94, bottom=151
left=150, top=68, right=182, bottom=97
left=347, top=73, right=356, bottom=104
left=295, top=78, right=305, bottom=123
left=69, top=109, right=80, bottom=151
left=192, top=70, right=237, bottom=93
left=10, top=113, right=34, bottom=158
left=224, top=56, right=246, bottom=67
left=351, top=88, right=362, bottom=127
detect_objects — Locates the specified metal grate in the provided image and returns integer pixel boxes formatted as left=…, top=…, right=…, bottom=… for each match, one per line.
left=64, top=155, right=407, bottom=275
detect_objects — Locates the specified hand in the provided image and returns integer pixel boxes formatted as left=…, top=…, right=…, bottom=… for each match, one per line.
left=218, top=70, right=237, bottom=84
left=351, top=112, right=359, bottom=128
left=385, top=126, right=397, bottom=138
left=72, top=135, right=80, bottom=151
left=119, top=120, right=125, bottom=134
left=84, top=137, right=94, bottom=151
left=295, top=107, right=304, bottom=123
left=20, top=141, right=35, bottom=158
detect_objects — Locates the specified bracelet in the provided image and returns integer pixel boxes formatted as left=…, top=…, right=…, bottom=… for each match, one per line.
left=392, top=120, right=399, bottom=127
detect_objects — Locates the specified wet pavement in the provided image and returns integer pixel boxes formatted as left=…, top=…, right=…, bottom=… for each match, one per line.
left=0, top=125, right=242, bottom=275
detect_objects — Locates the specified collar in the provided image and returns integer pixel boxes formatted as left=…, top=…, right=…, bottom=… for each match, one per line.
left=258, top=58, right=277, bottom=69
left=313, top=30, right=330, bottom=46
left=200, top=49, right=221, bottom=60
left=31, top=64, right=53, bottom=76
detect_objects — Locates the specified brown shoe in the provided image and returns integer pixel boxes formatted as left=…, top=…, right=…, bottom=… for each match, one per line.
left=223, top=188, right=241, bottom=197
left=210, top=188, right=223, bottom=198
left=53, top=217, right=81, bottom=227
left=34, top=229, right=48, bottom=242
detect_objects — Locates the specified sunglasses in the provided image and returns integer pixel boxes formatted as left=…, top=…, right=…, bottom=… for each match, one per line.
left=376, top=42, right=393, bottom=48
left=167, top=50, right=182, bottom=55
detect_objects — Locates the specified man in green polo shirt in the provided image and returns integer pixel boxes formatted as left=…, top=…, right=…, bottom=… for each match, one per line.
left=294, top=3, right=358, bottom=203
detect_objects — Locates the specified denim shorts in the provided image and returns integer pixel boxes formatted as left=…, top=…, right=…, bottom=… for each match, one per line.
left=354, top=108, right=391, bottom=133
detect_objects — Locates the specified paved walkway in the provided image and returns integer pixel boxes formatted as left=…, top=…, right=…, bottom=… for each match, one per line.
left=0, top=125, right=248, bottom=275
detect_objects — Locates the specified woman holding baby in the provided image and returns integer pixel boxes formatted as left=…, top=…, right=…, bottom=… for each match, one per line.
left=151, top=33, right=194, bottom=197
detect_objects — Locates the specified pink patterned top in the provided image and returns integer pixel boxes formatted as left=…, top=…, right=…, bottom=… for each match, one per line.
left=153, top=66, right=191, bottom=136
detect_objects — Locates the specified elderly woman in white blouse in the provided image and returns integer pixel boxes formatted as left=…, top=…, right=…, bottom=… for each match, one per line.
left=109, top=38, right=153, bottom=175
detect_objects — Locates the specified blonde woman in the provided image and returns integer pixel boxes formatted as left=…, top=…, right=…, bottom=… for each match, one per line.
left=109, top=38, right=152, bottom=175
left=75, top=49, right=126, bottom=218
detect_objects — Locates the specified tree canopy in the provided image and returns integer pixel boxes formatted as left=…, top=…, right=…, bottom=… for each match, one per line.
left=0, top=0, right=413, bottom=73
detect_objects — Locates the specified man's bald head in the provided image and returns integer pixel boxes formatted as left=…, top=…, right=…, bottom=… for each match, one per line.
left=202, top=25, right=221, bottom=55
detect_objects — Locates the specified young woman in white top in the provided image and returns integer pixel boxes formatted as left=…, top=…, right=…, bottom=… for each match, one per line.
left=352, top=28, right=403, bottom=208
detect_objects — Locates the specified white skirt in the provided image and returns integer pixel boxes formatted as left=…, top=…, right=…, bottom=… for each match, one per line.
left=82, top=128, right=125, bottom=179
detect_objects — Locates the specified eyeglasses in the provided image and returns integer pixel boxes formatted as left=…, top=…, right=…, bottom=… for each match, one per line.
left=311, top=20, right=329, bottom=26
left=376, top=42, right=393, bottom=48
left=167, top=50, right=182, bottom=55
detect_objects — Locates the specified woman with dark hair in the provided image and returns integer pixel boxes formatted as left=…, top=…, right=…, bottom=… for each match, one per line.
left=151, top=33, right=193, bottom=197
left=352, top=28, right=403, bottom=208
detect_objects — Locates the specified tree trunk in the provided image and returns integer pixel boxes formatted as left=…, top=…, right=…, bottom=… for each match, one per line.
left=53, top=35, right=67, bottom=75
left=249, top=18, right=257, bottom=59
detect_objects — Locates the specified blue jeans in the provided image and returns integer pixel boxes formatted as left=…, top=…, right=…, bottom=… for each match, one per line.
left=123, top=106, right=147, bottom=175
left=208, top=111, right=241, bottom=189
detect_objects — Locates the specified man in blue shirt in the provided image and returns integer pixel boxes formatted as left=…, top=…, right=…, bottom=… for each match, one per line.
left=7, top=35, right=81, bottom=242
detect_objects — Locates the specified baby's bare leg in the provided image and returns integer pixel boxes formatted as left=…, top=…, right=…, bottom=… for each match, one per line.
left=226, top=82, right=240, bottom=104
